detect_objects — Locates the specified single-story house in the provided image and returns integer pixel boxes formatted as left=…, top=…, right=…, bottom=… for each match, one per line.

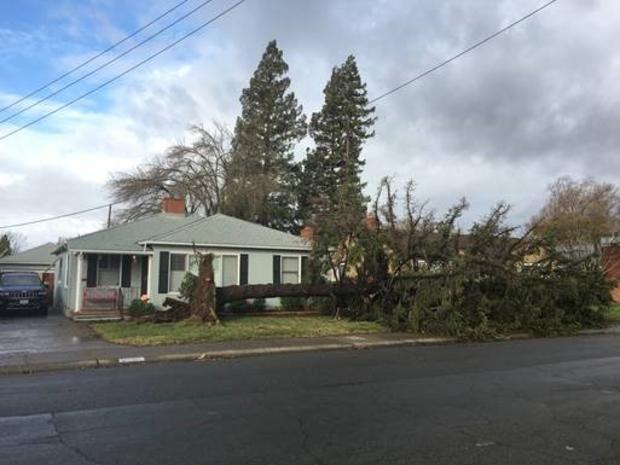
left=0, top=242, right=57, bottom=296
left=52, top=199, right=311, bottom=320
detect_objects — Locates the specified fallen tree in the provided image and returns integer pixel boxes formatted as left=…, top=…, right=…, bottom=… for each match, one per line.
left=216, top=282, right=367, bottom=303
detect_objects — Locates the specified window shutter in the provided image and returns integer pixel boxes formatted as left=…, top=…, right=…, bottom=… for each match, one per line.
left=301, top=256, right=309, bottom=284
left=273, top=255, right=281, bottom=285
left=158, top=252, right=169, bottom=294
left=140, top=256, right=148, bottom=296
left=86, top=254, right=98, bottom=288
left=240, top=254, right=249, bottom=286
left=121, top=255, right=132, bottom=288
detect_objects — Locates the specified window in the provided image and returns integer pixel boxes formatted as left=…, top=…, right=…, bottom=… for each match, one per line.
left=0, top=273, right=41, bottom=286
left=281, top=256, right=300, bottom=284
left=169, top=253, right=187, bottom=292
left=183, top=254, right=238, bottom=287
left=98, top=255, right=120, bottom=287
left=222, top=255, right=238, bottom=286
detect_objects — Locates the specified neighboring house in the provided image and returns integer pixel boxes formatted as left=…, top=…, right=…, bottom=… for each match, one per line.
left=52, top=199, right=311, bottom=320
left=603, top=240, right=620, bottom=302
left=0, top=242, right=57, bottom=297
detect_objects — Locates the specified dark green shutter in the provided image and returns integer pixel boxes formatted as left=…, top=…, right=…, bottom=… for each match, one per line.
left=273, top=255, right=281, bottom=285
left=140, top=256, right=148, bottom=295
left=86, top=254, right=98, bottom=288
left=121, top=255, right=132, bottom=288
left=240, top=254, right=249, bottom=285
left=301, top=256, right=309, bottom=284
left=158, top=252, right=169, bottom=294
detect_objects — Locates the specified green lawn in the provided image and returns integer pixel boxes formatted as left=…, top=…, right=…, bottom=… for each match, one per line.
left=607, top=303, right=620, bottom=323
left=91, top=316, right=385, bottom=346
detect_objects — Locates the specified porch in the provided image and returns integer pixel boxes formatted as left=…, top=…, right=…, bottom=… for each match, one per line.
left=72, top=253, right=151, bottom=321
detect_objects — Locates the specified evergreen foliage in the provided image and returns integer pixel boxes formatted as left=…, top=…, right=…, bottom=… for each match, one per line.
left=300, top=55, right=376, bottom=222
left=223, top=40, right=307, bottom=232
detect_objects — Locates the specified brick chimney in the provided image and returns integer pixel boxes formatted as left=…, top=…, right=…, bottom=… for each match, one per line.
left=300, top=225, right=314, bottom=243
left=161, top=197, right=186, bottom=215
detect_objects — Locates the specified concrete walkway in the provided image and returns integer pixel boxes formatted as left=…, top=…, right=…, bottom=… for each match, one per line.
left=1, top=315, right=620, bottom=375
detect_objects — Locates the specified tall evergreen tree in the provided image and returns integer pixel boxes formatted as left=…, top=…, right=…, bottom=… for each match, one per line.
left=300, top=55, right=376, bottom=222
left=222, top=40, right=306, bottom=232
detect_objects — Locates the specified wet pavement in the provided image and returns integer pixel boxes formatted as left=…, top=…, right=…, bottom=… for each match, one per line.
left=2, top=334, right=620, bottom=464
left=0, top=315, right=112, bottom=367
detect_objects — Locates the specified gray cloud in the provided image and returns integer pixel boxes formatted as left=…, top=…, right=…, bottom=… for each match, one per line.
left=2, top=0, right=619, bottom=244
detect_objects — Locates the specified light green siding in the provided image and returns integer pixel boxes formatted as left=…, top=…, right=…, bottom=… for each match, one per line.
left=148, top=245, right=308, bottom=309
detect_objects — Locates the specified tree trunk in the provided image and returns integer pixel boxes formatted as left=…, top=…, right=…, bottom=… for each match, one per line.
left=191, top=253, right=219, bottom=324
left=217, top=283, right=367, bottom=303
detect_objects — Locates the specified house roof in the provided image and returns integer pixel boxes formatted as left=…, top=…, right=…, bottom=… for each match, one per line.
left=60, top=213, right=204, bottom=253
left=59, top=213, right=310, bottom=254
left=140, top=214, right=311, bottom=251
left=0, top=242, right=56, bottom=265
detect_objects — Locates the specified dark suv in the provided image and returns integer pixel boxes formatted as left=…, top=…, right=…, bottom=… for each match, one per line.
left=0, top=272, right=49, bottom=316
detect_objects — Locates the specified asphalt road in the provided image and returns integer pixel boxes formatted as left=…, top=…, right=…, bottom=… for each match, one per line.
left=2, top=335, right=620, bottom=465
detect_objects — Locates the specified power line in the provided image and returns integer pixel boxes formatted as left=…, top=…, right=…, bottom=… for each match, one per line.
left=369, top=0, right=557, bottom=104
left=0, top=0, right=193, bottom=116
left=0, top=203, right=119, bottom=230
left=0, top=0, right=246, bottom=142
left=0, top=0, right=218, bottom=125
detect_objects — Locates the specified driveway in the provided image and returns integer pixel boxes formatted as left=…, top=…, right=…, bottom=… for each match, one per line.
left=0, top=315, right=112, bottom=367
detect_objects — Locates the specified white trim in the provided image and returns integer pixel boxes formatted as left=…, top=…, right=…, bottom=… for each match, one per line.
left=74, top=253, right=82, bottom=312
left=168, top=252, right=188, bottom=294
left=146, top=255, right=152, bottom=296
left=138, top=240, right=311, bottom=252
left=221, top=253, right=240, bottom=286
left=68, top=249, right=153, bottom=255
left=280, top=255, right=301, bottom=284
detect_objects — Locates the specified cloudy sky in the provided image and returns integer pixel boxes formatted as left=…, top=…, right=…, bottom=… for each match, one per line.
left=0, top=0, right=617, bottom=248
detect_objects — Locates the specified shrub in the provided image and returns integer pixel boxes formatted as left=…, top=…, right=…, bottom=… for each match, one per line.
left=178, top=272, right=198, bottom=302
left=280, top=296, right=307, bottom=311
left=127, top=299, right=156, bottom=318
left=252, top=298, right=266, bottom=311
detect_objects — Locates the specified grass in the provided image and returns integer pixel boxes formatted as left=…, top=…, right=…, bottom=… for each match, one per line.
left=91, top=316, right=385, bottom=346
left=607, top=303, right=620, bottom=323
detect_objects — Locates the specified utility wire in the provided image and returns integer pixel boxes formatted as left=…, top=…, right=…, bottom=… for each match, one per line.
left=0, top=0, right=193, bottom=116
left=0, top=203, right=120, bottom=230
left=0, top=0, right=218, bottom=125
left=0, top=0, right=246, bottom=142
left=369, top=0, right=557, bottom=104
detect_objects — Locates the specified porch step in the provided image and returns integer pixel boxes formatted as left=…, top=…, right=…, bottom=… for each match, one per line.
left=73, top=309, right=124, bottom=322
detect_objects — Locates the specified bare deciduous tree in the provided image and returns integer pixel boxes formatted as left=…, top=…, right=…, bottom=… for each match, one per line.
left=107, top=123, right=232, bottom=222
left=532, top=176, right=620, bottom=255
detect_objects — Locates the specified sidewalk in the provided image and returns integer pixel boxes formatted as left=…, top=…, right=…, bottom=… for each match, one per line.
left=2, top=322, right=620, bottom=375
left=0, top=331, right=456, bottom=375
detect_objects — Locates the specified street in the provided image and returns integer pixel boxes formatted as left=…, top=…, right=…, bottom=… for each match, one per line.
left=1, top=335, right=620, bottom=465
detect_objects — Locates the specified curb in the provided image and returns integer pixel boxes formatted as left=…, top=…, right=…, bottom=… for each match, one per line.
left=0, top=337, right=457, bottom=375
left=1, top=328, right=618, bottom=376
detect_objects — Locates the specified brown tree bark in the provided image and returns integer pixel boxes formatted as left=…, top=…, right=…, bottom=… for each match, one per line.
left=191, top=253, right=219, bottom=324
left=216, top=283, right=367, bottom=303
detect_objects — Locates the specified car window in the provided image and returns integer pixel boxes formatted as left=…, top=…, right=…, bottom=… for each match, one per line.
left=0, top=274, right=42, bottom=286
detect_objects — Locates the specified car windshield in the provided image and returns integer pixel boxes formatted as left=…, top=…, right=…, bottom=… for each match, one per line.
left=0, top=274, right=41, bottom=286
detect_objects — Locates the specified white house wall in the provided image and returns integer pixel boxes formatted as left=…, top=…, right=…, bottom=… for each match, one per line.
left=148, top=245, right=309, bottom=309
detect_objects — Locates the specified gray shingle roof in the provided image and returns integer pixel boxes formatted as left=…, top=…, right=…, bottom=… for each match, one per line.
left=0, top=242, right=56, bottom=265
left=141, top=214, right=311, bottom=251
left=60, top=213, right=310, bottom=253
left=63, top=213, right=204, bottom=253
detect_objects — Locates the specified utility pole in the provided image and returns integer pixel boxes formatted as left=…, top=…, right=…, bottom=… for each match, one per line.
left=107, top=204, right=112, bottom=228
